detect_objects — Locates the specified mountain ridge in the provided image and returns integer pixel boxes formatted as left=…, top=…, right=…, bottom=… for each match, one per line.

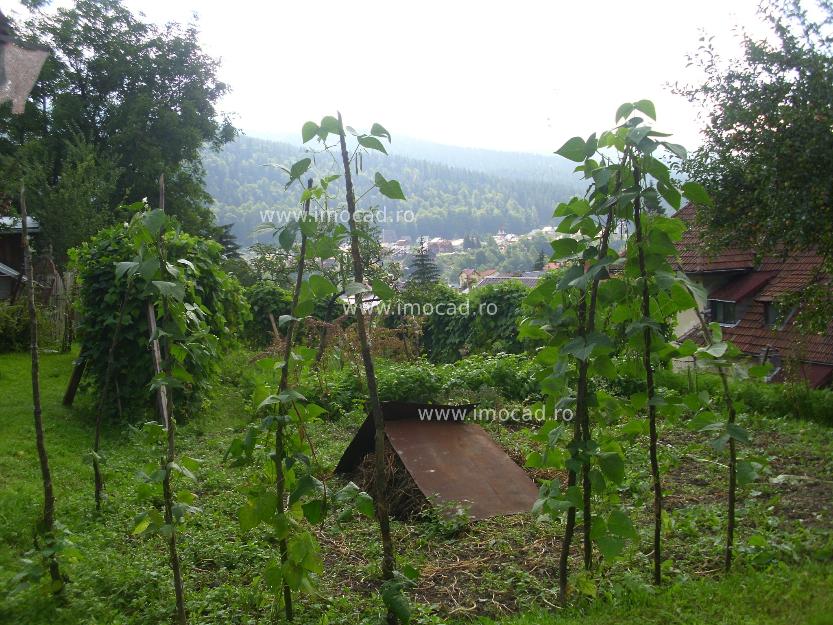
left=203, top=135, right=582, bottom=245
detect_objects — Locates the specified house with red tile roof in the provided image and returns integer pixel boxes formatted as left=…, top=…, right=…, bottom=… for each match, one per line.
left=674, top=203, right=833, bottom=389
left=458, top=268, right=497, bottom=290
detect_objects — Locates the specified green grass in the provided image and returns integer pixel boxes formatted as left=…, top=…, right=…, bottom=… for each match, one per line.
left=481, top=562, right=833, bottom=625
left=1, top=349, right=832, bottom=625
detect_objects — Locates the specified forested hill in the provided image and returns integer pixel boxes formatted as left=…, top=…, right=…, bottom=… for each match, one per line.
left=203, top=135, right=582, bottom=245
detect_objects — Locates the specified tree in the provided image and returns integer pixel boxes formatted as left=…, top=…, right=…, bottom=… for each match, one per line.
left=678, top=0, right=833, bottom=328
left=213, top=223, right=241, bottom=259
left=0, top=0, right=236, bottom=265
left=407, top=237, right=440, bottom=286
left=533, top=249, right=546, bottom=271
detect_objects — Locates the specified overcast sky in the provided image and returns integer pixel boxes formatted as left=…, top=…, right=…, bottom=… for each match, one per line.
left=13, top=0, right=765, bottom=154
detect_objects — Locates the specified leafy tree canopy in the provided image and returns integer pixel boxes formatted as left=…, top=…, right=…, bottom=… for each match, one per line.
left=679, top=0, right=833, bottom=326
left=0, top=0, right=236, bottom=264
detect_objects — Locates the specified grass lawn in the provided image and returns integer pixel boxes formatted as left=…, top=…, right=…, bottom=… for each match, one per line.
left=1, top=349, right=832, bottom=624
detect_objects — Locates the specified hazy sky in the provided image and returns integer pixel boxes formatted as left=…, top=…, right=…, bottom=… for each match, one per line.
left=13, top=0, right=765, bottom=154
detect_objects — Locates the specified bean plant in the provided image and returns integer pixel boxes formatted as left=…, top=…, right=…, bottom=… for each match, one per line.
left=120, top=206, right=213, bottom=624
left=298, top=114, right=414, bottom=624
left=523, top=101, right=759, bottom=600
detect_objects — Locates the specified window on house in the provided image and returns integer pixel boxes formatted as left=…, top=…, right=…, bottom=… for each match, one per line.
left=764, top=302, right=779, bottom=328
left=710, top=300, right=736, bottom=325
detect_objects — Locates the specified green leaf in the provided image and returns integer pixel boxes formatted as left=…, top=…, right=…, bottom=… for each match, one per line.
left=628, top=125, right=651, bottom=146
left=142, top=209, right=167, bottom=237
left=370, top=122, right=391, bottom=141
left=319, top=115, right=341, bottom=136
left=681, top=181, right=713, bottom=207
left=344, top=282, right=371, bottom=296
left=710, top=433, right=731, bottom=452
left=589, top=468, right=606, bottom=492
left=278, top=221, right=299, bottom=251
left=381, top=582, right=411, bottom=624
left=634, top=99, right=656, bottom=120
left=561, top=337, right=594, bottom=362
left=598, top=452, right=625, bottom=485
left=289, top=475, right=323, bottom=505
left=595, top=534, right=626, bottom=560
left=550, top=238, right=580, bottom=259
left=555, top=137, right=588, bottom=162
left=702, top=342, right=728, bottom=358
left=277, top=389, right=307, bottom=404
left=302, top=499, right=325, bottom=524
left=737, top=460, right=760, bottom=486
left=264, top=562, right=283, bottom=590
left=293, top=298, right=315, bottom=318
left=607, top=509, right=638, bottom=539
left=286, top=158, right=312, bottom=186
left=358, top=135, right=388, bottom=154
left=309, top=274, right=338, bottom=299
left=152, top=281, right=185, bottom=302
left=615, top=102, right=635, bottom=122
left=371, top=278, right=395, bottom=301
left=658, top=181, right=682, bottom=210
left=400, top=564, right=420, bottom=581
left=661, top=142, right=688, bottom=160
left=749, top=363, right=773, bottom=378
left=301, top=121, right=319, bottom=143
left=298, top=216, right=317, bottom=237
left=356, top=492, right=375, bottom=517
left=168, top=461, right=196, bottom=481
left=374, top=172, right=406, bottom=200
left=727, top=422, right=750, bottom=444
left=239, top=503, right=259, bottom=532
left=131, top=513, right=151, bottom=535
left=115, top=261, right=139, bottom=279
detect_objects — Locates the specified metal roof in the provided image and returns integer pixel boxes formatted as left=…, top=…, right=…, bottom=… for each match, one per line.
left=335, top=401, right=539, bottom=520
left=0, top=216, right=40, bottom=233
left=0, top=261, right=21, bottom=278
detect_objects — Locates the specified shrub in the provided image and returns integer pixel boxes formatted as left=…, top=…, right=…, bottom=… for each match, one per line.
left=243, top=281, right=293, bottom=347
left=384, top=280, right=531, bottom=362
left=305, top=353, right=541, bottom=417
left=0, top=301, right=61, bottom=353
left=655, top=367, right=833, bottom=425
left=71, top=219, right=248, bottom=421
left=376, top=360, right=446, bottom=403
left=0, top=302, right=29, bottom=352
left=466, top=280, right=530, bottom=354
left=441, top=353, right=540, bottom=402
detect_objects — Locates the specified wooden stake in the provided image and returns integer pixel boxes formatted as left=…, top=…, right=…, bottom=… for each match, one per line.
left=62, top=358, right=86, bottom=406
left=21, top=186, right=62, bottom=590
left=146, top=174, right=187, bottom=625
left=337, top=113, right=397, bottom=625
left=273, top=178, right=313, bottom=621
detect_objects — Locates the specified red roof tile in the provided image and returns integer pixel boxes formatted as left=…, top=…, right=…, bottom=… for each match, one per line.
left=675, top=204, right=758, bottom=273
left=674, top=203, right=833, bottom=385
left=771, top=363, right=833, bottom=388
left=709, top=271, right=776, bottom=302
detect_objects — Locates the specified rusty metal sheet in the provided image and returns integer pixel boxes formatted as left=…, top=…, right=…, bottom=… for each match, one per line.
left=383, top=420, right=539, bottom=520
left=334, top=402, right=476, bottom=474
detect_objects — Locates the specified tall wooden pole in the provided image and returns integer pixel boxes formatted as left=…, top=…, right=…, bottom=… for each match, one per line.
left=337, top=113, right=397, bottom=624
left=146, top=175, right=187, bottom=625
left=21, top=186, right=62, bottom=590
